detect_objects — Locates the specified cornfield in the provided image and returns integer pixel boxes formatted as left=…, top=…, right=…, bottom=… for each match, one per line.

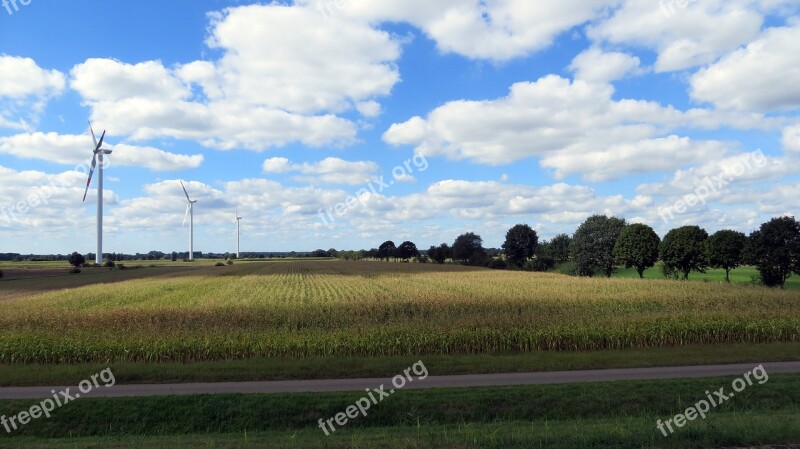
left=0, top=260, right=798, bottom=364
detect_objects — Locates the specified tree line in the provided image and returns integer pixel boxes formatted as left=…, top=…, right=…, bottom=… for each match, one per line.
left=367, top=215, right=800, bottom=289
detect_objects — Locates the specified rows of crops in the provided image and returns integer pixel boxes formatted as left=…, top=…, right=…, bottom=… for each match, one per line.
left=1, top=261, right=798, bottom=363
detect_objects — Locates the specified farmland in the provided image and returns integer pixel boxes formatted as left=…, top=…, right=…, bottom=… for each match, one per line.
left=1, top=260, right=798, bottom=365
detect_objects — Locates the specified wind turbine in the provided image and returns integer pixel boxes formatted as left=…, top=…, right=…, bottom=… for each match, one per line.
left=235, top=204, right=243, bottom=259
left=180, top=181, right=198, bottom=261
left=82, top=122, right=112, bottom=265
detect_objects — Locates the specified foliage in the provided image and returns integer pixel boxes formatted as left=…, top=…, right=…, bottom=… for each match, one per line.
left=705, top=230, right=748, bottom=283
left=68, top=252, right=86, bottom=268
left=526, top=256, right=555, bottom=272
left=613, top=224, right=660, bottom=278
left=452, top=233, right=484, bottom=265
left=427, top=244, right=450, bottom=264
left=571, top=215, right=626, bottom=277
left=748, top=216, right=800, bottom=288
left=486, top=258, right=507, bottom=270
left=549, top=234, right=572, bottom=264
left=377, top=241, right=396, bottom=261
left=501, top=224, right=539, bottom=268
left=659, top=226, right=709, bottom=280
left=397, top=241, right=419, bottom=261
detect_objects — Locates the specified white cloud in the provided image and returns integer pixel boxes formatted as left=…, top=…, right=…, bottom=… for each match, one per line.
left=588, top=0, right=765, bottom=72
left=569, top=47, right=642, bottom=82
left=263, top=157, right=379, bottom=185
left=302, top=0, right=612, bottom=61
left=783, top=124, right=800, bottom=153
left=0, top=133, right=203, bottom=171
left=0, top=56, right=66, bottom=130
left=690, top=23, right=800, bottom=111
left=384, top=75, right=733, bottom=181
left=69, top=3, right=402, bottom=151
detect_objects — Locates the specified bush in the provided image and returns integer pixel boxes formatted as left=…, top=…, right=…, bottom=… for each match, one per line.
left=117, top=263, right=126, bottom=270
left=487, top=258, right=507, bottom=270
left=526, top=256, right=555, bottom=272
left=215, top=262, right=226, bottom=267
left=103, top=261, right=115, bottom=268
left=556, top=261, right=580, bottom=276
left=226, top=260, right=234, bottom=266
left=68, top=268, right=81, bottom=274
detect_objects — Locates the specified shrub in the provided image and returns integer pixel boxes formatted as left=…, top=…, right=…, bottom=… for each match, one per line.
left=104, top=261, right=116, bottom=268
left=215, top=262, right=226, bottom=267
left=226, top=260, right=234, bottom=266
left=527, top=256, right=556, bottom=272
left=68, top=268, right=81, bottom=274
left=487, top=258, right=507, bottom=270
left=556, top=261, right=580, bottom=276
left=117, top=263, right=126, bottom=270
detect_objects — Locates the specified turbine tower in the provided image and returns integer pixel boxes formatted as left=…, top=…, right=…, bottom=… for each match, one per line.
left=180, top=181, right=198, bottom=261
left=235, top=205, right=243, bottom=259
left=82, top=122, right=112, bottom=265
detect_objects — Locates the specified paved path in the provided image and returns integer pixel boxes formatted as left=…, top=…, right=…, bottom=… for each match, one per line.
left=1, top=361, right=798, bottom=400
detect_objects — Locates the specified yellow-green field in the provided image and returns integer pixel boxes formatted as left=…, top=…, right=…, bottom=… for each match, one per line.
left=1, top=260, right=798, bottom=364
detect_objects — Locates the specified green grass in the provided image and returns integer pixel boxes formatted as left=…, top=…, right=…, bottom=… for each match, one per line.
left=1, top=342, right=798, bottom=387
left=613, top=265, right=800, bottom=290
left=0, top=374, right=798, bottom=447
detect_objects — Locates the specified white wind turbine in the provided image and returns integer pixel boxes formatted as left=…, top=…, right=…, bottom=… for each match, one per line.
left=235, top=204, right=243, bottom=259
left=180, top=181, right=198, bottom=261
left=82, top=122, right=113, bottom=265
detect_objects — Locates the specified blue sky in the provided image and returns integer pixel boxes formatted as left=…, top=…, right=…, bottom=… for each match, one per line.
left=1, top=0, right=799, bottom=255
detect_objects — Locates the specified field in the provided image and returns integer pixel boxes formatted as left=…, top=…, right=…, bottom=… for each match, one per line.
left=2, top=259, right=800, bottom=448
left=0, top=260, right=798, bottom=365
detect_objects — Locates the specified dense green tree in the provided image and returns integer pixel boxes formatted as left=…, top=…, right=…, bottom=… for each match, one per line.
left=452, top=233, right=484, bottom=265
left=748, top=216, right=800, bottom=288
left=427, top=244, right=450, bottom=264
left=501, top=224, right=539, bottom=268
left=659, top=226, right=709, bottom=280
left=377, top=241, right=396, bottom=261
left=68, top=252, right=86, bottom=268
left=549, top=234, right=572, bottom=264
left=613, top=223, right=661, bottom=278
left=705, top=230, right=747, bottom=283
left=397, top=241, right=419, bottom=261
left=571, top=215, right=626, bottom=277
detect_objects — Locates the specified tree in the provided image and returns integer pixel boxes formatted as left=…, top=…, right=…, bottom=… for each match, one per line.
left=613, top=223, right=660, bottom=278
left=659, top=226, right=709, bottom=280
left=502, top=224, right=539, bottom=268
left=452, top=233, right=484, bottom=265
left=705, top=230, right=747, bottom=283
left=549, top=234, right=572, bottom=264
left=747, top=216, right=800, bottom=288
left=171, top=251, right=178, bottom=262
left=377, top=241, right=396, bottom=261
left=427, top=244, right=450, bottom=264
left=571, top=215, right=626, bottom=277
left=397, top=241, right=419, bottom=261
left=68, top=252, right=86, bottom=268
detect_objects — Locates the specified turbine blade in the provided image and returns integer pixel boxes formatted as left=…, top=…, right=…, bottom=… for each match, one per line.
left=82, top=155, right=98, bottom=202
left=179, top=180, right=191, bottom=202
left=182, top=204, right=190, bottom=227
left=88, top=121, right=98, bottom=148
left=96, top=130, right=106, bottom=152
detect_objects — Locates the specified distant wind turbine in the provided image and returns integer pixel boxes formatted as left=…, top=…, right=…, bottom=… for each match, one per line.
left=235, top=204, right=243, bottom=259
left=180, top=181, right=198, bottom=261
left=82, top=122, right=113, bottom=265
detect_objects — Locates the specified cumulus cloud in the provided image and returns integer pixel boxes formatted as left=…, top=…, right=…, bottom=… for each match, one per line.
left=0, top=133, right=203, bottom=171
left=262, top=157, right=379, bottom=185
left=691, top=23, right=800, bottom=111
left=569, top=48, right=642, bottom=82
left=384, top=75, right=735, bottom=181
left=0, top=56, right=66, bottom=130
left=70, top=4, right=401, bottom=150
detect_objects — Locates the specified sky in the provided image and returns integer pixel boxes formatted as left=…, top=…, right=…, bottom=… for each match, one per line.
left=0, top=0, right=799, bottom=255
